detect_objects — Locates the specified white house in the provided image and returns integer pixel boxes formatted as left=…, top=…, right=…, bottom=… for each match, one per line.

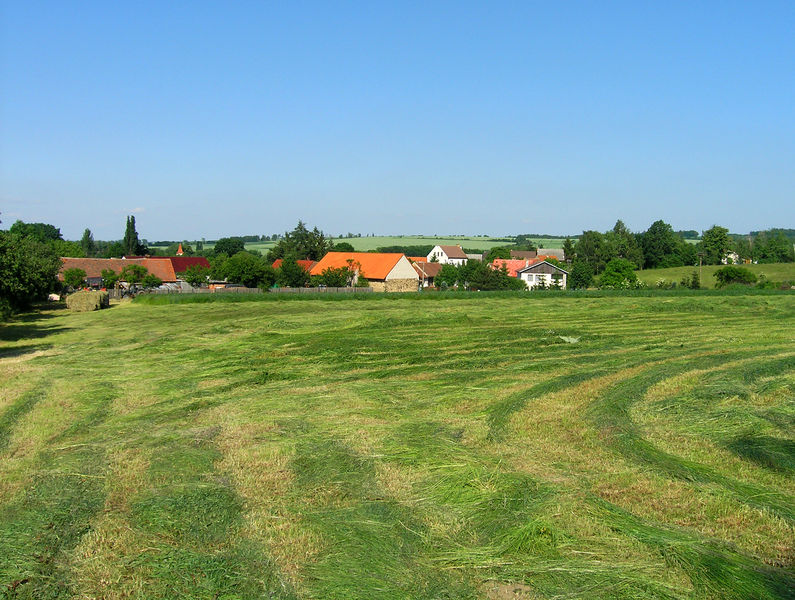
left=427, top=245, right=468, bottom=266
left=516, top=261, right=569, bottom=290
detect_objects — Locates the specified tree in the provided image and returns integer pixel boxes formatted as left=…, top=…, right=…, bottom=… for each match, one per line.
left=700, top=225, right=730, bottom=265
left=80, top=229, right=96, bottom=256
left=179, top=264, right=210, bottom=287
left=598, top=258, right=639, bottom=289
left=141, top=274, right=162, bottom=289
left=0, top=231, right=62, bottom=317
left=268, top=221, right=329, bottom=261
left=485, top=247, right=511, bottom=260
left=278, top=255, right=311, bottom=287
left=123, top=216, right=144, bottom=256
left=562, top=237, right=575, bottom=262
left=575, top=231, right=607, bottom=273
left=63, top=268, right=87, bottom=290
left=569, top=261, right=593, bottom=290
left=120, top=264, right=148, bottom=285
left=315, top=266, right=354, bottom=287
left=9, top=220, right=62, bottom=242
left=222, top=252, right=275, bottom=288
left=212, top=237, right=246, bottom=257
left=641, top=220, right=680, bottom=269
left=604, top=220, right=644, bottom=268
left=330, top=241, right=355, bottom=252
left=436, top=264, right=459, bottom=289
left=101, top=269, right=119, bottom=289
left=714, top=266, right=757, bottom=288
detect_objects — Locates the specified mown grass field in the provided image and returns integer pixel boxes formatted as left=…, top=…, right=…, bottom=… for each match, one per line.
left=635, top=262, right=795, bottom=288
left=1, top=291, right=793, bottom=599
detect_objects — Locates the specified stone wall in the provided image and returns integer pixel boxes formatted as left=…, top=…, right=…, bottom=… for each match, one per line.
left=368, top=279, right=418, bottom=293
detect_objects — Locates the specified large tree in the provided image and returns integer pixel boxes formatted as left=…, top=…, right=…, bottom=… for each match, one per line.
left=80, top=228, right=96, bottom=257
left=0, top=231, right=62, bottom=318
left=700, top=225, right=730, bottom=265
left=268, top=221, right=329, bottom=261
left=574, top=230, right=607, bottom=273
left=9, top=220, right=62, bottom=243
left=212, top=237, right=246, bottom=257
left=123, top=216, right=146, bottom=256
left=604, top=220, right=644, bottom=268
left=640, top=220, right=681, bottom=269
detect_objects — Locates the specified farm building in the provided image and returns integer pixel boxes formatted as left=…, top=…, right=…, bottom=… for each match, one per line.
left=427, top=245, right=468, bottom=266
left=59, top=256, right=210, bottom=287
left=310, top=252, right=419, bottom=292
left=412, top=261, right=442, bottom=288
left=517, top=261, right=569, bottom=289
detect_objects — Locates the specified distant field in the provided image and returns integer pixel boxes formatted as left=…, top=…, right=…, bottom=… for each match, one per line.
left=153, top=236, right=568, bottom=255
left=636, top=262, right=795, bottom=288
left=1, top=292, right=793, bottom=598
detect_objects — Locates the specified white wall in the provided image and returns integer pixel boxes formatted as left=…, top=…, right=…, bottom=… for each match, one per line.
left=386, top=256, right=420, bottom=281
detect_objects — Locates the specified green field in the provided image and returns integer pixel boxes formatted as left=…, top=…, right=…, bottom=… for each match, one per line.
left=1, top=292, right=793, bottom=598
left=152, top=236, right=568, bottom=255
left=636, top=262, right=795, bottom=288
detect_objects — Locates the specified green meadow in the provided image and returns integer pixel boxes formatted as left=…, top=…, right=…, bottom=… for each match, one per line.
left=635, top=262, right=795, bottom=289
left=1, top=291, right=793, bottom=599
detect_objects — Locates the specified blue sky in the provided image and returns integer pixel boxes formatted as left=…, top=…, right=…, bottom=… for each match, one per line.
left=1, top=1, right=793, bottom=240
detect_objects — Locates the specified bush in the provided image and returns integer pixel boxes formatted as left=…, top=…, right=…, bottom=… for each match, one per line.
left=66, top=290, right=109, bottom=312
left=714, top=266, right=757, bottom=288
left=599, top=259, right=639, bottom=289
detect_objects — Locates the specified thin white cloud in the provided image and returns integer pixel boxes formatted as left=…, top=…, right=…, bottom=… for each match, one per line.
left=129, top=207, right=146, bottom=214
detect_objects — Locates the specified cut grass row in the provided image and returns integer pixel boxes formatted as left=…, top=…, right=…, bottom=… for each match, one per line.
left=0, top=292, right=793, bottom=598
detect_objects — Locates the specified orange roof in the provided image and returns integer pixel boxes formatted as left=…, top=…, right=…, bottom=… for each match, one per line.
left=490, top=258, right=537, bottom=278
left=310, top=252, right=405, bottom=280
left=272, top=259, right=315, bottom=272
left=407, top=256, right=427, bottom=263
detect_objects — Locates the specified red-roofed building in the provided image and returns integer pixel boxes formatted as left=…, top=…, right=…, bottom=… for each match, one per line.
left=59, top=256, right=209, bottom=287
left=489, top=258, right=569, bottom=289
left=310, top=252, right=418, bottom=292
left=413, top=261, right=442, bottom=288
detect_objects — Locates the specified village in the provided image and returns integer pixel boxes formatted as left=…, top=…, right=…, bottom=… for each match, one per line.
left=58, top=243, right=571, bottom=294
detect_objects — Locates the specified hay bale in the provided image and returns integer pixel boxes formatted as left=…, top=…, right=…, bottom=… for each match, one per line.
left=66, top=290, right=109, bottom=312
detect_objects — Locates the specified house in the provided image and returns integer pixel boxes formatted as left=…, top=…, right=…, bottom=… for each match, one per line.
left=272, top=259, right=316, bottom=272
left=517, top=261, right=569, bottom=290
left=510, top=250, right=537, bottom=260
left=466, top=253, right=483, bottom=262
left=427, top=245, right=468, bottom=266
left=310, top=252, right=419, bottom=292
left=413, top=261, right=442, bottom=288
left=721, top=251, right=741, bottom=265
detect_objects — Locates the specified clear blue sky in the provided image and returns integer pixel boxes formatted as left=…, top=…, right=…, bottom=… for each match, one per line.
left=1, top=1, right=793, bottom=241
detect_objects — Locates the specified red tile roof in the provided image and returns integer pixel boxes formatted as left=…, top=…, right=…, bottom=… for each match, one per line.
left=149, top=256, right=210, bottom=273
left=407, top=256, right=427, bottom=263
left=489, top=256, right=560, bottom=277
left=310, top=252, right=405, bottom=281
left=272, top=259, right=315, bottom=272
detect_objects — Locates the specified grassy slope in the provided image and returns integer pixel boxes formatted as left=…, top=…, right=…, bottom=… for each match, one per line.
left=636, top=262, right=795, bottom=288
left=1, top=293, right=793, bottom=599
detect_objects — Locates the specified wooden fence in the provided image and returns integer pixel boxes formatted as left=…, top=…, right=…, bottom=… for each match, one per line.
left=269, top=287, right=373, bottom=294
